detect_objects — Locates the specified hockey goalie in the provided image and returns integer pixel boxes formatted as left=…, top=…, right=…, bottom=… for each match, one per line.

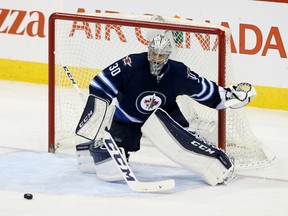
left=75, top=33, right=256, bottom=191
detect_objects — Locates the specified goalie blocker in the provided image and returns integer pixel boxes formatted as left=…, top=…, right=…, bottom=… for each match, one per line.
left=142, top=108, right=234, bottom=186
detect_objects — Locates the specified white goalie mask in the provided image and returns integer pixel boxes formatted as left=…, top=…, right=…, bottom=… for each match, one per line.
left=148, top=35, right=172, bottom=76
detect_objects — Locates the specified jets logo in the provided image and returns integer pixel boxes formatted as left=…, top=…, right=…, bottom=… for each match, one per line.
left=123, top=56, right=132, bottom=67
left=187, top=67, right=199, bottom=82
left=144, top=95, right=159, bottom=110
left=136, top=92, right=166, bottom=114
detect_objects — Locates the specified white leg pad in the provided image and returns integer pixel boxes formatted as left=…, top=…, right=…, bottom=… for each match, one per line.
left=93, top=158, right=124, bottom=182
left=76, top=141, right=124, bottom=181
left=76, top=143, right=96, bottom=174
left=141, top=108, right=234, bottom=186
left=89, top=143, right=126, bottom=182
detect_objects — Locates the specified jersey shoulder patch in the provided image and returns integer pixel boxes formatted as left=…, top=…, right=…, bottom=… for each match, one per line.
left=121, top=52, right=147, bottom=68
left=186, top=67, right=200, bottom=82
left=122, top=55, right=132, bottom=67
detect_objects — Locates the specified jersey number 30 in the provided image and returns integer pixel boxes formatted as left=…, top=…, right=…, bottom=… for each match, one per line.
left=109, top=63, right=121, bottom=76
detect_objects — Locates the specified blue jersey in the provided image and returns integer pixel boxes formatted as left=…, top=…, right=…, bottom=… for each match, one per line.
left=89, top=52, right=221, bottom=123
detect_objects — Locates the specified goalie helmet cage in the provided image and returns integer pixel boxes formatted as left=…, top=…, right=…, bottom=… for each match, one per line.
left=48, top=12, right=275, bottom=170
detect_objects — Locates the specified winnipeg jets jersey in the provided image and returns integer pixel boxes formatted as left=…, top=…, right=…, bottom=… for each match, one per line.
left=89, top=52, right=221, bottom=123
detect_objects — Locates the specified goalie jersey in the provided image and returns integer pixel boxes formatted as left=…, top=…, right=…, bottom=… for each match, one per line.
left=89, top=52, right=222, bottom=124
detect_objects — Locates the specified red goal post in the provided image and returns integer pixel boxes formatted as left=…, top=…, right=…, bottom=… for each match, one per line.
left=48, top=12, right=275, bottom=170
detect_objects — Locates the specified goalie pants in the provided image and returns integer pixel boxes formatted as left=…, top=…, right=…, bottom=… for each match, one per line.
left=109, top=115, right=143, bottom=155
left=108, top=104, right=189, bottom=155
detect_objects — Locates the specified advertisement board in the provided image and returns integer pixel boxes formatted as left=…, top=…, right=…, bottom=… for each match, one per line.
left=0, top=0, right=287, bottom=109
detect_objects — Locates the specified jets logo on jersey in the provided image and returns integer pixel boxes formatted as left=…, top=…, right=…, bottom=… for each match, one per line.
left=144, top=95, right=159, bottom=110
left=123, top=56, right=132, bottom=67
left=187, top=67, right=199, bottom=82
left=136, top=91, right=166, bottom=114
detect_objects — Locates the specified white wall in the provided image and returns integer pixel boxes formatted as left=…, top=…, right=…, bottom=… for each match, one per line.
left=0, top=0, right=287, bottom=87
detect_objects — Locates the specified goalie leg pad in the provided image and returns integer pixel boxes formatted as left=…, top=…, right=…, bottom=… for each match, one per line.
left=89, top=141, right=125, bottom=182
left=76, top=141, right=124, bottom=181
left=76, top=141, right=96, bottom=174
left=141, top=108, right=234, bottom=186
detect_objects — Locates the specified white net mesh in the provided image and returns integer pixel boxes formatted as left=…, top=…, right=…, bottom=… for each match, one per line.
left=49, top=12, right=275, bottom=169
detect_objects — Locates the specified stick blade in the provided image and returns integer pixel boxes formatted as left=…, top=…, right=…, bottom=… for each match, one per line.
left=129, top=179, right=175, bottom=192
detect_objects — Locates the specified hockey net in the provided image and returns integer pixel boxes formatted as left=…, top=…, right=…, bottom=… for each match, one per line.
left=48, top=12, right=275, bottom=170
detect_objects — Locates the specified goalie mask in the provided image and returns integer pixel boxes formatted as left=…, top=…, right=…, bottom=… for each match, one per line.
left=148, top=35, right=172, bottom=76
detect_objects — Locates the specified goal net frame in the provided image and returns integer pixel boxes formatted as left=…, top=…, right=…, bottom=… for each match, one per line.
left=48, top=12, right=275, bottom=170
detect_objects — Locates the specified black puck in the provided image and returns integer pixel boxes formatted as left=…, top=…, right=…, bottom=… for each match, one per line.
left=24, top=193, right=33, bottom=200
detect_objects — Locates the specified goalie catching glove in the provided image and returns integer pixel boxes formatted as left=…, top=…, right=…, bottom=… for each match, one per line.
left=216, top=82, right=256, bottom=109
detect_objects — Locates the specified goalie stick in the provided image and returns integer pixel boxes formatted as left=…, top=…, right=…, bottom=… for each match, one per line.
left=77, top=122, right=176, bottom=192
left=57, top=52, right=86, bottom=106
left=62, top=65, right=86, bottom=105
left=103, top=129, right=175, bottom=192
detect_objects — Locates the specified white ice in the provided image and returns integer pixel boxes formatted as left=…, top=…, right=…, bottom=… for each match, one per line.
left=0, top=80, right=288, bottom=216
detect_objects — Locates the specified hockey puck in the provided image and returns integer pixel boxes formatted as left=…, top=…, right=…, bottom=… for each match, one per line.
left=24, top=193, right=33, bottom=200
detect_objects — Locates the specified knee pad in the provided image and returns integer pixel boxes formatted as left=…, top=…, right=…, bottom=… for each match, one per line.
left=89, top=141, right=111, bottom=163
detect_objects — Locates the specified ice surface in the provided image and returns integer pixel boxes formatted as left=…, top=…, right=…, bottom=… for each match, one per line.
left=0, top=80, right=288, bottom=216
